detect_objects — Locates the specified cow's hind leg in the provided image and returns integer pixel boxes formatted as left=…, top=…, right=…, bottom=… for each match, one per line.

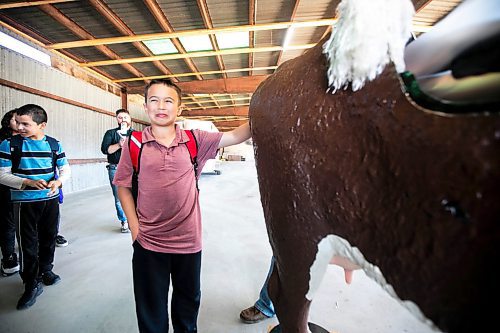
left=267, top=237, right=331, bottom=333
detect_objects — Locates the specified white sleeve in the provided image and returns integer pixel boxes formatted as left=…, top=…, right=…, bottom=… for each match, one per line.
left=57, top=164, right=71, bottom=185
left=0, top=166, right=25, bottom=189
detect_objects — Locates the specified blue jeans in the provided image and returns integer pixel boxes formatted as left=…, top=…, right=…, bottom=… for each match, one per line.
left=107, top=165, right=126, bottom=223
left=254, top=256, right=276, bottom=317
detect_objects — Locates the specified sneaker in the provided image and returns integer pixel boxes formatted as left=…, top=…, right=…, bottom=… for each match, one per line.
left=55, top=234, right=68, bottom=247
left=40, top=271, right=61, bottom=286
left=240, top=305, right=270, bottom=324
left=1, top=253, right=20, bottom=276
left=17, top=282, right=43, bottom=310
left=121, top=222, right=130, bottom=233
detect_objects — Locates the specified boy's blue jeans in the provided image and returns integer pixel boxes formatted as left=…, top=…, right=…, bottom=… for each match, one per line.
left=107, top=165, right=127, bottom=223
left=254, top=256, right=276, bottom=317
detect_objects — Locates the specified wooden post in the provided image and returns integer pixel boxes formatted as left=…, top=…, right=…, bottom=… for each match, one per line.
left=121, top=87, right=128, bottom=110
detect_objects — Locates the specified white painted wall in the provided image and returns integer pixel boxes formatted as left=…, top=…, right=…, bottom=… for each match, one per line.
left=0, top=33, right=144, bottom=194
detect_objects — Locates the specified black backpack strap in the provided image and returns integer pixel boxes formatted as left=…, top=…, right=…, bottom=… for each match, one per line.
left=9, top=134, right=23, bottom=174
left=45, top=135, right=61, bottom=178
left=11, top=135, right=61, bottom=180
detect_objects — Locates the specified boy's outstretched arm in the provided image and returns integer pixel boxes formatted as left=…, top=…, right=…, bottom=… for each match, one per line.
left=218, top=122, right=251, bottom=149
left=117, top=186, right=139, bottom=241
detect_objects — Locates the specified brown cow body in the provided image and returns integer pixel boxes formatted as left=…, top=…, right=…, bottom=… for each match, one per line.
left=249, top=32, right=500, bottom=332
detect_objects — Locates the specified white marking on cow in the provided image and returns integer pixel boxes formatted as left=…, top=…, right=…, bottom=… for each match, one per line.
left=307, top=234, right=439, bottom=331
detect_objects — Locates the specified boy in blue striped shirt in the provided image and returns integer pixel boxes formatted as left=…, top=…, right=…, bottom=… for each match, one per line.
left=0, top=104, right=71, bottom=310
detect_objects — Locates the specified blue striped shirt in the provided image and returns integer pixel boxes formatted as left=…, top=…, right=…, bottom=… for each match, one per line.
left=0, top=136, right=68, bottom=202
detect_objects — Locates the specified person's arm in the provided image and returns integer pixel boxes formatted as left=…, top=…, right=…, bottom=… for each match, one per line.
left=107, top=138, right=125, bottom=154
left=0, top=166, right=48, bottom=189
left=47, top=142, right=71, bottom=195
left=218, top=122, right=251, bottom=148
left=113, top=138, right=138, bottom=241
left=117, top=186, right=139, bottom=241
left=0, top=140, right=40, bottom=189
left=101, top=129, right=123, bottom=155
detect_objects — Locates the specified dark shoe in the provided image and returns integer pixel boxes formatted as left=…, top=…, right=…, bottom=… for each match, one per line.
left=1, top=253, right=20, bottom=276
left=240, top=305, right=270, bottom=324
left=40, top=271, right=61, bottom=286
left=55, top=234, right=68, bottom=247
left=120, top=222, right=130, bottom=233
left=17, top=282, right=43, bottom=310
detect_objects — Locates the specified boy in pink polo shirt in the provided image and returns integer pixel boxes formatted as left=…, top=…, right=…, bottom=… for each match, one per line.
left=113, top=79, right=251, bottom=333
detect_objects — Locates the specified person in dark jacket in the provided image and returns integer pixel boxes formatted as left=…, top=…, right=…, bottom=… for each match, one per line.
left=101, top=109, right=133, bottom=233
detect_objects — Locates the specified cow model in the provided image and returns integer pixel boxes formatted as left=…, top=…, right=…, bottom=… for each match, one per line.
left=249, top=0, right=500, bottom=332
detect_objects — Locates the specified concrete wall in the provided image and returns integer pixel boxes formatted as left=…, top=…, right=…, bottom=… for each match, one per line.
left=0, top=31, right=145, bottom=194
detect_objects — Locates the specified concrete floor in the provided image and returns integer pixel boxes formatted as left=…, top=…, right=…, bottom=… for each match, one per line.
left=0, top=155, right=438, bottom=333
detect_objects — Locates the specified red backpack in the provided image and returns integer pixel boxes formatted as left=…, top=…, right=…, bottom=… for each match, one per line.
left=128, top=130, right=199, bottom=204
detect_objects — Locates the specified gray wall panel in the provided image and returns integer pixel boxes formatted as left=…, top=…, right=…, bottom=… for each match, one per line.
left=0, top=45, right=144, bottom=194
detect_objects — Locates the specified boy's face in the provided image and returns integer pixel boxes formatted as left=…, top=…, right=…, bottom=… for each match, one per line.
left=116, top=112, right=131, bottom=127
left=15, top=114, right=46, bottom=140
left=144, top=84, right=181, bottom=127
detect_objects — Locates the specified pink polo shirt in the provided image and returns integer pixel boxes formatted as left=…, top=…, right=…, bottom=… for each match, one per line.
left=113, top=125, right=223, bottom=254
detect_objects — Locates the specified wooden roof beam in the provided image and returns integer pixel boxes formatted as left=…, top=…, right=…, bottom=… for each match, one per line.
left=0, top=14, right=122, bottom=88
left=143, top=0, right=204, bottom=82
left=414, top=0, right=434, bottom=11
left=217, top=127, right=240, bottom=132
left=212, top=120, right=248, bottom=128
left=195, top=1, right=227, bottom=110
left=113, top=66, right=277, bottom=83
left=0, top=0, right=76, bottom=9
left=38, top=4, right=145, bottom=79
left=182, top=106, right=249, bottom=117
left=175, top=76, right=266, bottom=94
left=127, top=76, right=266, bottom=95
left=183, top=96, right=251, bottom=106
left=276, top=0, right=300, bottom=66
left=248, top=0, right=256, bottom=75
left=46, top=18, right=433, bottom=50
left=197, top=0, right=227, bottom=80
left=47, top=18, right=338, bottom=49
left=189, top=115, right=247, bottom=120
left=81, top=44, right=314, bottom=67
left=188, top=102, right=249, bottom=111
left=88, top=0, right=174, bottom=81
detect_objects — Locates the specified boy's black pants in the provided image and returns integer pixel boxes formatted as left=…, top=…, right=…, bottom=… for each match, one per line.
left=14, top=198, right=59, bottom=288
left=132, top=241, right=201, bottom=333
left=0, top=186, right=15, bottom=259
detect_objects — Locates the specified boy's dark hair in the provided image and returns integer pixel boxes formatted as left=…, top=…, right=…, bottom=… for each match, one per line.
left=16, top=104, right=47, bottom=124
left=115, top=108, right=129, bottom=116
left=144, top=79, right=182, bottom=105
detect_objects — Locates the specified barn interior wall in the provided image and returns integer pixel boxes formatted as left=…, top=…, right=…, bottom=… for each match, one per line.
left=0, top=37, right=145, bottom=194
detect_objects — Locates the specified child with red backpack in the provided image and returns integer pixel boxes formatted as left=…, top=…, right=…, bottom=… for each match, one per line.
left=113, top=79, right=251, bottom=333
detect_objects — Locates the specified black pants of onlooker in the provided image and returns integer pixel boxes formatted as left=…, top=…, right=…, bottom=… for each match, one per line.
left=14, top=198, right=59, bottom=288
left=132, top=241, right=201, bottom=333
left=0, top=186, right=16, bottom=259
